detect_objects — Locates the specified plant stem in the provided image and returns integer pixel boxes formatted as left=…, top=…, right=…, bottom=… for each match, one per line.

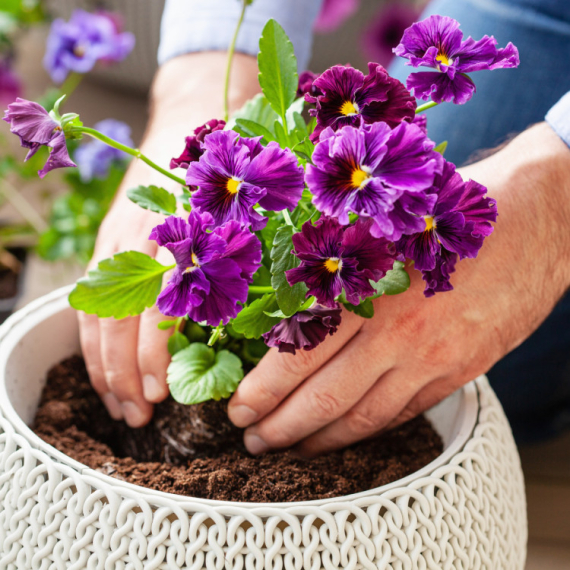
left=416, top=101, right=439, bottom=114
left=60, top=72, right=83, bottom=99
left=282, top=209, right=294, bottom=228
left=73, top=127, right=186, bottom=186
left=248, top=286, right=274, bottom=294
left=0, top=180, right=47, bottom=234
left=223, top=0, right=249, bottom=122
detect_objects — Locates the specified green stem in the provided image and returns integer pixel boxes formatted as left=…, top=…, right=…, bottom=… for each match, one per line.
left=0, top=180, right=47, bottom=234
left=223, top=0, right=249, bottom=122
left=73, top=127, right=186, bottom=186
left=282, top=209, right=294, bottom=228
left=248, top=286, right=274, bottom=294
left=60, top=72, right=83, bottom=99
left=415, top=101, right=439, bottom=114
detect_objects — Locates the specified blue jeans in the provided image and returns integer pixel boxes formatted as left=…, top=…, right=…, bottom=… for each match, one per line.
left=389, top=0, right=570, bottom=443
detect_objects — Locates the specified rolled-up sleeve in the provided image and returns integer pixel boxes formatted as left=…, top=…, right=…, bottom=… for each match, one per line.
left=546, top=92, right=570, bottom=148
left=158, top=0, right=324, bottom=72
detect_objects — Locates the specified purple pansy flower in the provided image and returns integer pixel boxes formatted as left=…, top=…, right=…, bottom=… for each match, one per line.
left=3, top=98, right=76, bottom=178
left=412, top=112, right=428, bottom=135
left=314, top=0, right=360, bottom=33
left=306, top=63, right=416, bottom=142
left=0, top=59, right=21, bottom=107
left=286, top=217, right=396, bottom=307
left=187, top=130, right=305, bottom=230
left=306, top=121, right=442, bottom=241
left=397, top=160, right=497, bottom=296
left=44, top=9, right=135, bottom=84
left=297, top=70, right=322, bottom=98
left=75, top=119, right=132, bottom=182
left=394, top=15, right=519, bottom=104
left=170, top=119, right=226, bottom=170
left=262, top=303, right=343, bottom=354
left=150, top=211, right=262, bottom=325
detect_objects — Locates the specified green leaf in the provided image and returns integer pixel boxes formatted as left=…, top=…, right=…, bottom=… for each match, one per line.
left=371, top=261, right=410, bottom=298
left=258, top=19, right=298, bottom=120
left=229, top=93, right=279, bottom=131
left=127, top=185, right=177, bottom=215
left=69, top=251, right=173, bottom=318
left=344, top=298, right=375, bottom=318
left=157, top=319, right=176, bottom=330
left=234, top=118, right=276, bottom=144
left=286, top=99, right=305, bottom=131
left=168, top=331, right=190, bottom=355
left=167, top=343, right=244, bottom=404
left=434, top=141, right=448, bottom=156
left=232, top=294, right=281, bottom=338
left=270, top=226, right=307, bottom=316
left=273, top=119, right=288, bottom=147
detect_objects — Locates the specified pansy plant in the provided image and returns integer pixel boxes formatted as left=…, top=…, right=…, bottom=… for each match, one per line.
left=3, top=12, right=514, bottom=405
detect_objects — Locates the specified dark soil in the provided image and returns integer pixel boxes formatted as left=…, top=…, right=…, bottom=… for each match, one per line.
left=33, top=356, right=443, bottom=502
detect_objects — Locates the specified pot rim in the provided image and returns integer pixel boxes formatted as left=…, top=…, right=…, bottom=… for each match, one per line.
left=0, top=286, right=481, bottom=509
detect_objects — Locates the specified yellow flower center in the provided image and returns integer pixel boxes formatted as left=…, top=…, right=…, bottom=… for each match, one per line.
left=351, top=167, right=370, bottom=189
left=191, top=252, right=199, bottom=266
left=73, top=45, right=86, bottom=58
left=324, top=257, right=342, bottom=273
left=424, top=216, right=436, bottom=232
left=340, top=100, right=359, bottom=116
left=436, top=52, right=451, bottom=66
left=226, top=178, right=241, bottom=194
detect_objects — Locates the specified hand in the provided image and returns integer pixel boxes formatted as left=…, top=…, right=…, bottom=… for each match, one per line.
left=228, top=122, right=570, bottom=456
left=78, top=52, right=260, bottom=427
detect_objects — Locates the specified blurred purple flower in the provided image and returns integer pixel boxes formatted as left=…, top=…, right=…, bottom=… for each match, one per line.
left=361, top=2, right=420, bottom=67
left=314, top=0, right=360, bottom=33
left=263, top=304, right=342, bottom=354
left=74, top=119, right=132, bottom=182
left=170, top=119, right=226, bottom=170
left=3, top=97, right=76, bottom=178
left=0, top=59, right=21, bottom=107
left=297, top=70, right=322, bottom=98
left=44, top=9, right=135, bottom=84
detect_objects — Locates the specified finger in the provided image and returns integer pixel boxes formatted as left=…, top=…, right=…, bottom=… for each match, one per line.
left=138, top=304, right=172, bottom=403
left=295, top=368, right=427, bottom=457
left=242, top=326, right=397, bottom=454
left=99, top=316, right=153, bottom=427
left=78, top=312, right=124, bottom=420
left=227, top=308, right=364, bottom=429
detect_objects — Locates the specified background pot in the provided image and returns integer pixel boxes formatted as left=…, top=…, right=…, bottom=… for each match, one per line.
left=0, top=287, right=527, bottom=569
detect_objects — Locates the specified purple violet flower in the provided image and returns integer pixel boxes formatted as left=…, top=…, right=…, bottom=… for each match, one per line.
left=314, top=0, right=360, bottom=33
left=262, top=303, right=343, bottom=354
left=306, top=121, right=442, bottom=241
left=3, top=98, right=76, bottom=178
left=397, top=160, right=497, bottom=296
left=44, top=9, right=135, bottom=84
left=187, top=129, right=305, bottom=230
left=306, top=63, right=416, bottom=142
left=75, top=119, right=132, bottom=182
left=170, top=119, right=226, bottom=170
left=297, top=70, right=322, bottom=98
left=394, top=15, right=520, bottom=104
left=0, top=59, right=21, bottom=107
left=286, top=217, right=396, bottom=307
left=149, top=211, right=262, bottom=325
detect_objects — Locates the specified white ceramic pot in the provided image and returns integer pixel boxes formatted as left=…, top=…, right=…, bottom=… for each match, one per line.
left=0, top=287, right=527, bottom=569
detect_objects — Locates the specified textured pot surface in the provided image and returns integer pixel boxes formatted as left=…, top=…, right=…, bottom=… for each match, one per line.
left=0, top=287, right=527, bottom=569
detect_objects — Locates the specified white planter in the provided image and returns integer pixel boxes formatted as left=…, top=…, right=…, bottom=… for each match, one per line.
left=0, top=287, right=527, bottom=569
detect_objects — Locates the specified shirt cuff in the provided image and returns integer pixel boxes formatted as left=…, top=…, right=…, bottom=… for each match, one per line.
left=546, top=92, right=570, bottom=148
left=158, top=0, right=324, bottom=73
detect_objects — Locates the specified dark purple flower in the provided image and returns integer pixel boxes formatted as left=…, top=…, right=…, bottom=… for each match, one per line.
left=314, top=0, right=360, bottom=33
left=0, top=59, right=21, bottom=107
left=307, top=63, right=416, bottom=142
left=394, top=15, right=520, bottom=104
left=170, top=119, right=226, bottom=170
left=306, top=121, right=442, bottom=241
left=3, top=98, right=76, bottom=178
left=361, top=2, right=420, bottom=67
left=297, top=70, right=322, bottom=98
left=149, top=211, right=262, bottom=325
left=397, top=160, right=497, bottom=296
left=187, top=130, right=304, bottom=230
left=262, top=303, right=342, bottom=354
left=75, top=119, right=132, bottom=181
left=286, top=217, right=396, bottom=307
left=44, top=9, right=135, bottom=84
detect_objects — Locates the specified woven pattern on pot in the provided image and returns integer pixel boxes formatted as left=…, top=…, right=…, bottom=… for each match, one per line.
left=0, top=377, right=527, bottom=570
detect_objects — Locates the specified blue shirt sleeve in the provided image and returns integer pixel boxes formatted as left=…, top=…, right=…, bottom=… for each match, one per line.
left=158, top=0, right=324, bottom=73
left=546, top=92, right=570, bottom=148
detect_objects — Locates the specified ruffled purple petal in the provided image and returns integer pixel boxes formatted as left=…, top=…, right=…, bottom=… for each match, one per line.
left=38, top=132, right=76, bottom=178
left=407, top=70, right=476, bottom=104
left=397, top=228, right=440, bottom=272
left=381, top=190, right=437, bottom=241
left=213, top=221, right=262, bottom=282
left=149, top=215, right=192, bottom=246
left=422, top=248, right=457, bottom=297
left=170, top=119, right=226, bottom=170
left=287, top=260, right=344, bottom=307
left=454, top=180, right=497, bottom=236
left=455, top=36, right=520, bottom=72
left=338, top=257, right=376, bottom=304
left=157, top=270, right=208, bottom=317
left=3, top=98, right=59, bottom=145
left=435, top=213, right=484, bottom=260
left=291, top=217, right=344, bottom=260
left=489, top=42, right=520, bottom=69
left=412, top=113, right=428, bottom=135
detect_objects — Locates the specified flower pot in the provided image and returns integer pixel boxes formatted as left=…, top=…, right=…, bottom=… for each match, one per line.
left=0, top=287, right=527, bottom=569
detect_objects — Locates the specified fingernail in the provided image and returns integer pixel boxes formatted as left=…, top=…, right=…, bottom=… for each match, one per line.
left=142, top=374, right=165, bottom=402
left=244, top=432, right=269, bottom=455
left=228, top=404, right=258, bottom=427
left=102, top=393, right=123, bottom=420
left=121, top=401, right=148, bottom=428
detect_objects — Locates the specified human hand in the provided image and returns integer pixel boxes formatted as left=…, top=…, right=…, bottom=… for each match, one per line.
left=228, top=122, right=570, bottom=455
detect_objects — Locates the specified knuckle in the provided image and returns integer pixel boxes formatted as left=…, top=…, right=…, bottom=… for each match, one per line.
left=105, top=369, right=139, bottom=400
left=344, top=407, right=380, bottom=435
left=279, top=349, right=319, bottom=377
left=307, top=390, right=342, bottom=422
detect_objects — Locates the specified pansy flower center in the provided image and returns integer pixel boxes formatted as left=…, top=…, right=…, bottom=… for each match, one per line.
left=340, top=100, right=359, bottom=116
left=351, top=167, right=371, bottom=189
left=324, top=257, right=342, bottom=273
left=73, top=44, right=86, bottom=58
left=436, top=52, right=452, bottom=66
left=183, top=252, right=200, bottom=273
left=424, top=216, right=436, bottom=232
left=226, top=178, right=241, bottom=195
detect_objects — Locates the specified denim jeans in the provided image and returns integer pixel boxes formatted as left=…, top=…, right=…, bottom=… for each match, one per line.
left=389, top=0, right=570, bottom=443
